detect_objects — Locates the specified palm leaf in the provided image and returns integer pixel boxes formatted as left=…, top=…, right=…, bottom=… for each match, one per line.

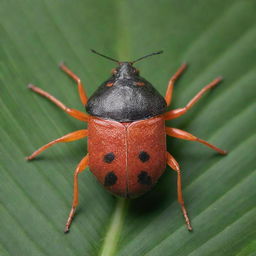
left=1, top=1, right=255, bottom=255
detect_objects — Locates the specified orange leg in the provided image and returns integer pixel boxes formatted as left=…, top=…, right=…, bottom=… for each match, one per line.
left=28, top=84, right=89, bottom=122
left=166, top=152, right=192, bottom=231
left=59, top=63, right=88, bottom=106
left=164, top=77, right=222, bottom=120
left=165, top=63, right=187, bottom=106
left=166, top=127, right=227, bottom=155
left=65, top=154, right=89, bottom=233
left=26, top=129, right=88, bottom=160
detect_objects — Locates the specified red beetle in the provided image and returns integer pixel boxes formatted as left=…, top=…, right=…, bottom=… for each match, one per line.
left=26, top=50, right=227, bottom=233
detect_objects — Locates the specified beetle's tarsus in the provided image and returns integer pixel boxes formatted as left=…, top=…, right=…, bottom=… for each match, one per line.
left=64, top=226, right=70, bottom=233
left=215, top=76, right=223, bottom=83
left=59, top=61, right=65, bottom=68
left=26, top=155, right=36, bottom=161
left=220, top=150, right=228, bottom=155
left=27, top=84, right=34, bottom=89
left=64, top=206, right=76, bottom=234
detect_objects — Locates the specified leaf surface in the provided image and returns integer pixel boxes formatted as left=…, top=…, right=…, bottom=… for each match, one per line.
left=0, top=1, right=255, bottom=255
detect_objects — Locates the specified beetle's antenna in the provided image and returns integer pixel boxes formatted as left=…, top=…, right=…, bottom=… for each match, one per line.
left=132, top=50, right=163, bottom=64
left=91, top=49, right=119, bottom=63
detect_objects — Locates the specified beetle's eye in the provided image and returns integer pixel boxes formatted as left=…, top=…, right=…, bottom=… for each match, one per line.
left=111, top=68, right=117, bottom=75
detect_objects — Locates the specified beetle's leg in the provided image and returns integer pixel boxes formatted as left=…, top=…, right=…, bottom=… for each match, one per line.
left=28, top=84, right=89, bottom=122
left=164, top=77, right=222, bottom=120
left=26, top=129, right=88, bottom=160
left=165, top=63, right=187, bottom=106
left=65, top=154, right=89, bottom=233
left=166, top=152, right=192, bottom=231
left=59, top=63, right=88, bottom=106
left=166, top=127, right=227, bottom=155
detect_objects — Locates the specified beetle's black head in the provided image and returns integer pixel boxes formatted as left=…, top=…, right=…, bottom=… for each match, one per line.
left=112, top=62, right=139, bottom=80
left=86, top=50, right=167, bottom=122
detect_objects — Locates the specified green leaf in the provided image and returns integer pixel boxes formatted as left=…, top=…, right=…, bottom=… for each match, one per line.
left=1, top=1, right=255, bottom=255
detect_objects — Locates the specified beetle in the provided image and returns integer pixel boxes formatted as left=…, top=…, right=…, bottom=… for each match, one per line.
left=26, top=49, right=227, bottom=233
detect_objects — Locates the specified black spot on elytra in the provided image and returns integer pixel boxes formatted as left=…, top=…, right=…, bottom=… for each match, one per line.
left=138, top=171, right=152, bottom=185
left=104, top=171, right=117, bottom=186
left=104, top=152, right=115, bottom=163
left=139, top=151, right=150, bottom=162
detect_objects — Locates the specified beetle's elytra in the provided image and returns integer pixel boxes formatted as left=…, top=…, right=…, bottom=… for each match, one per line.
left=26, top=50, right=227, bottom=233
